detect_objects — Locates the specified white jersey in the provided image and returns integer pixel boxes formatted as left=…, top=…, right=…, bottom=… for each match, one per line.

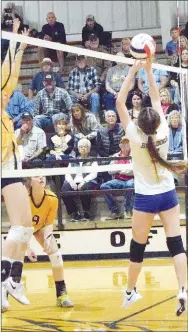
left=126, top=116, right=175, bottom=195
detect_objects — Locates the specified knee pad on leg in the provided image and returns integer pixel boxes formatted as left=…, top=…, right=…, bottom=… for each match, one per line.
left=49, top=251, right=63, bottom=268
left=130, top=239, right=147, bottom=263
left=6, top=226, right=34, bottom=244
left=166, top=236, right=185, bottom=257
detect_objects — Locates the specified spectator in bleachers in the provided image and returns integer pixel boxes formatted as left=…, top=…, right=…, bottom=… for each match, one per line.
left=128, top=90, right=143, bottom=125
left=70, top=103, right=100, bottom=156
left=68, top=55, right=100, bottom=118
left=171, top=36, right=188, bottom=67
left=101, top=136, right=134, bottom=220
left=137, top=56, right=169, bottom=106
left=44, top=113, right=74, bottom=168
left=165, top=27, right=179, bottom=57
left=97, top=110, right=125, bottom=157
left=38, top=12, right=66, bottom=71
left=180, top=36, right=188, bottom=53
left=167, top=111, right=184, bottom=160
left=170, top=49, right=188, bottom=105
left=28, top=58, right=64, bottom=99
left=15, top=112, right=47, bottom=166
left=181, top=22, right=188, bottom=39
left=121, top=38, right=132, bottom=58
left=86, top=33, right=112, bottom=83
left=34, top=72, right=72, bottom=132
left=1, top=2, right=24, bottom=62
left=104, top=52, right=134, bottom=114
left=62, top=138, right=99, bottom=222
left=159, top=88, right=179, bottom=116
left=82, top=14, right=103, bottom=48
left=6, top=90, right=34, bottom=129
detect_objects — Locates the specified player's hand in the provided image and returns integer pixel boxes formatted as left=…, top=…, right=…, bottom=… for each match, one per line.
left=78, top=182, right=85, bottom=191
left=27, top=247, right=37, bottom=262
left=20, top=123, right=28, bottom=134
left=19, top=27, right=30, bottom=51
left=70, top=181, right=78, bottom=190
left=44, top=35, right=52, bottom=41
left=12, top=18, right=20, bottom=34
left=140, top=57, right=153, bottom=72
left=43, top=234, right=53, bottom=254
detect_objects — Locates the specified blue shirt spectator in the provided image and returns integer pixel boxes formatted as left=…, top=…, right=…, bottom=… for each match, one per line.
left=165, top=27, right=179, bottom=56
left=6, top=90, right=35, bottom=129
left=165, top=40, right=178, bottom=56
left=137, top=68, right=169, bottom=94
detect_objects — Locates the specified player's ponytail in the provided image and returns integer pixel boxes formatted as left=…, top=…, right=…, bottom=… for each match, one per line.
left=138, top=107, right=187, bottom=175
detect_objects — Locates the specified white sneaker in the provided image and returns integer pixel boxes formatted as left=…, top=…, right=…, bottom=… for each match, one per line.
left=6, top=277, right=30, bottom=305
left=176, top=287, right=187, bottom=316
left=1, top=281, right=9, bottom=312
left=122, top=287, right=142, bottom=308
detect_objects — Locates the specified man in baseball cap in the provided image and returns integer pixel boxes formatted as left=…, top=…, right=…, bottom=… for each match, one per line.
left=82, top=14, right=104, bottom=47
left=28, top=57, right=64, bottom=99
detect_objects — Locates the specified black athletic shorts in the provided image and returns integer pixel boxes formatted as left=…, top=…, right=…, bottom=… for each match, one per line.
left=1, top=178, right=23, bottom=190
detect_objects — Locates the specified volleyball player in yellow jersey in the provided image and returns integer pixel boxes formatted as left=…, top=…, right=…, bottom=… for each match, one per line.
left=26, top=176, right=74, bottom=307
left=1, top=19, right=34, bottom=312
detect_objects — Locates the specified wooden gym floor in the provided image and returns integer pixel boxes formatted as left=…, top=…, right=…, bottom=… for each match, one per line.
left=2, top=259, right=187, bottom=332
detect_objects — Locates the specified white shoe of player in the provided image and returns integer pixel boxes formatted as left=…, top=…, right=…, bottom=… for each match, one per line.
left=122, top=287, right=142, bottom=308
left=1, top=281, right=9, bottom=313
left=176, top=287, right=187, bottom=317
left=6, top=277, right=30, bottom=305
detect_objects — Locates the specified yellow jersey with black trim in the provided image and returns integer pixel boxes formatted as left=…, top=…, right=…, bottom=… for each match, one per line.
left=1, top=40, right=24, bottom=169
left=29, top=189, right=58, bottom=233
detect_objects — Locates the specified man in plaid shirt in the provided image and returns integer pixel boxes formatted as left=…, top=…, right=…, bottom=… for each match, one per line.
left=34, top=72, right=72, bottom=132
left=68, top=55, right=100, bottom=117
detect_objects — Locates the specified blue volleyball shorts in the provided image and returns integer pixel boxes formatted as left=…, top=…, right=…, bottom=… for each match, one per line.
left=133, top=189, right=179, bottom=213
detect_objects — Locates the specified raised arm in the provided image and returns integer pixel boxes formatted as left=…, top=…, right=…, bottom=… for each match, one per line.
left=116, top=61, right=142, bottom=130
left=143, top=59, right=164, bottom=118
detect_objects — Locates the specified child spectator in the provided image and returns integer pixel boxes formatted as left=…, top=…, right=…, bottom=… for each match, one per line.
left=165, top=27, right=179, bottom=57
left=44, top=114, right=74, bottom=168
left=101, top=136, right=134, bottom=220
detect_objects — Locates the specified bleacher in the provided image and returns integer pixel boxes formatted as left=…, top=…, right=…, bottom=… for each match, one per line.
left=19, top=35, right=170, bottom=97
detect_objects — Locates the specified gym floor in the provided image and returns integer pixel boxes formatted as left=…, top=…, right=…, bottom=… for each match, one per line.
left=2, top=259, right=187, bottom=332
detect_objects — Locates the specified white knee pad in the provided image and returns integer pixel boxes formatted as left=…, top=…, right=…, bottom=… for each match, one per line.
left=49, top=251, right=63, bottom=268
left=6, top=226, right=34, bottom=244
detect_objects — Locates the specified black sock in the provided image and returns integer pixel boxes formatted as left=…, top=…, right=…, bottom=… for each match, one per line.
left=55, top=280, right=66, bottom=298
left=10, top=261, right=23, bottom=283
left=126, top=291, right=131, bottom=295
left=1, top=260, right=12, bottom=282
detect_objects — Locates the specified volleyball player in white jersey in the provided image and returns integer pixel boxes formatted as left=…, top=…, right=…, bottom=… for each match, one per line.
left=116, top=58, right=187, bottom=316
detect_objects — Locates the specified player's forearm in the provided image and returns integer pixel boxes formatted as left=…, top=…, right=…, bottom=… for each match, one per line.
left=117, top=67, right=135, bottom=104
left=146, top=69, right=160, bottom=101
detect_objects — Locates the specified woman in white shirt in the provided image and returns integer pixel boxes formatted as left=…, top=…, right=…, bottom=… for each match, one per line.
left=62, top=138, right=99, bottom=222
left=116, top=58, right=187, bottom=316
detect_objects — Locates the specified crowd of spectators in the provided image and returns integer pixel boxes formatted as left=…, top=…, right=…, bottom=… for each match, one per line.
left=1, top=4, right=187, bottom=221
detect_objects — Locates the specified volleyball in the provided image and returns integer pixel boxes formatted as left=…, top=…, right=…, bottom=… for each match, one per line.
left=130, top=33, right=156, bottom=59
